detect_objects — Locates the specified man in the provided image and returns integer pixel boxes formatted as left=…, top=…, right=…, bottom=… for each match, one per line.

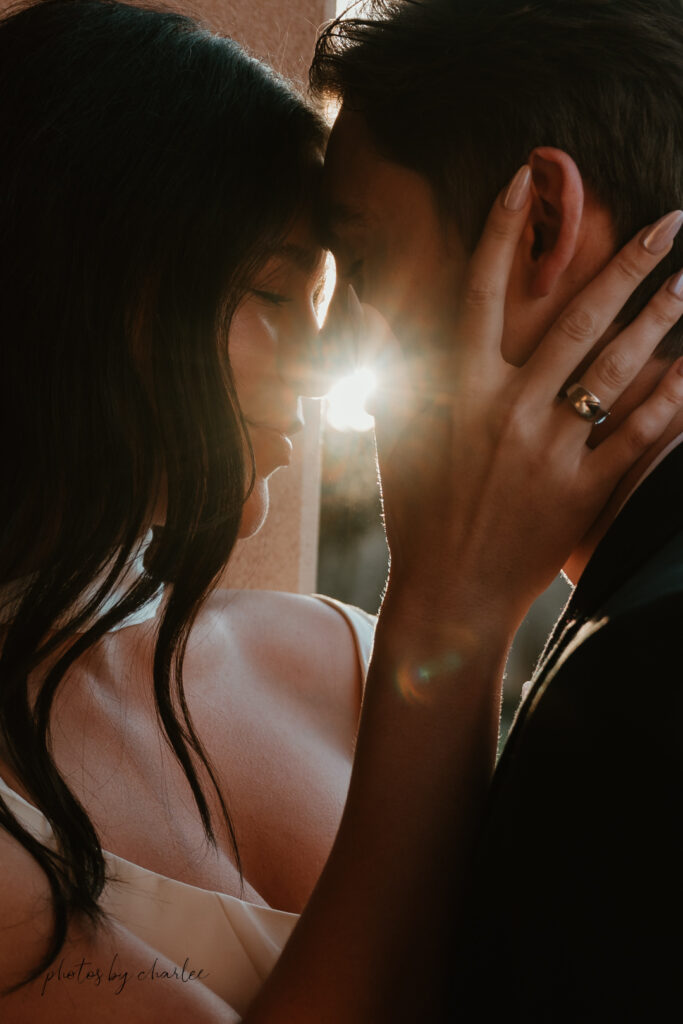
left=311, top=0, right=683, bottom=1017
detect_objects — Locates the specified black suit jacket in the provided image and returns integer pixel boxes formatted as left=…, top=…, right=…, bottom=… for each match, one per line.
left=449, top=443, right=683, bottom=1022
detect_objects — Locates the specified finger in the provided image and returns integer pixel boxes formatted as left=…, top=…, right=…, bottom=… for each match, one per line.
left=589, top=356, right=683, bottom=483
left=456, top=164, right=532, bottom=357
left=555, top=267, right=683, bottom=426
left=525, top=209, right=683, bottom=398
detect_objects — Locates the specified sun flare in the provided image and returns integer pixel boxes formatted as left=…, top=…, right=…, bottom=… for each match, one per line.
left=324, top=368, right=376, bottom=433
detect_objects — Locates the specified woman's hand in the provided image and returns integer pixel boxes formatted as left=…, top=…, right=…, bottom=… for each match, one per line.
left=361, top=169, right=683, bottom=629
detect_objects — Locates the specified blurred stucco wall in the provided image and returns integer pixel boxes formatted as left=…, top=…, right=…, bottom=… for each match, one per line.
left=0, top=0, right=335, bottom=594
left=193, top=0, right=334, bottom=88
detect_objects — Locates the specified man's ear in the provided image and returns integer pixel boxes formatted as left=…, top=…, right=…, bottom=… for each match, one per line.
left=527, top=147, right=584, bottom=298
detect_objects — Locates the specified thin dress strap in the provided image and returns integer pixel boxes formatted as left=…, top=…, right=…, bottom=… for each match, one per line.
left=312, top=594, right=376, bottom=696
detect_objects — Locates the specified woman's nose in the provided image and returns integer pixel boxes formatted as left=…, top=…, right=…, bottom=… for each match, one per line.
left=277, top=284, right=368, bottom=399
left=278, top=322, right=329, bottom=399
left=307, top=284, right=364, bottom=394
left=276, top=294, right=346, bottom=399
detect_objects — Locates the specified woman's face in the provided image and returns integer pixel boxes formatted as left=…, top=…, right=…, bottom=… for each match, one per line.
left=229, top=217, right=327, bottom=539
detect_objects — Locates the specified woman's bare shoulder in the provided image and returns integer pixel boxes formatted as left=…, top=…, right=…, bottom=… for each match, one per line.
left=196, top=589, right=372, bottom=722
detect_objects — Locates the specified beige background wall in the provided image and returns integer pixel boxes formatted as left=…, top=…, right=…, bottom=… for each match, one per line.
left=193, top=0, right=335, bottom=88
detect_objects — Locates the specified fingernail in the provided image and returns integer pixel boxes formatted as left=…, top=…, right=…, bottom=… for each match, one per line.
left=503, top=165, right=532, bottom=211
left=642, top=210, right=683, bottom=254
left=668, top=268, right=683, bottom=298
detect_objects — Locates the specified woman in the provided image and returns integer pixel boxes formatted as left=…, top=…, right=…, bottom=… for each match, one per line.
left=1, top=1, right=683, bottom=1021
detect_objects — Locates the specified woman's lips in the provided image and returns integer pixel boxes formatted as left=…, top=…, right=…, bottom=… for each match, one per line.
left=245, top=420, right=296, bottom=470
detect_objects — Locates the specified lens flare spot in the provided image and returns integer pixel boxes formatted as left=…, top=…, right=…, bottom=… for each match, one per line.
left=395, top=651, right=464, bottom=704
left=325, top=368, right=376, bottom=433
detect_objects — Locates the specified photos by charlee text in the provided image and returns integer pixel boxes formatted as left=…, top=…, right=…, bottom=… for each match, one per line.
left=40, top=952, right=209, bottom=996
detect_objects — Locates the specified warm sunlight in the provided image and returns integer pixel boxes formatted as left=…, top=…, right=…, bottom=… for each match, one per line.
left=315, top=254, right=377, bottom=433
left=324, top=367, right=376, bottom=432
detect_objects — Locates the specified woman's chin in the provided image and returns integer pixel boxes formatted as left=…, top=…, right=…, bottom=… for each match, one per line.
left=237, top=478, right=270, bottom=540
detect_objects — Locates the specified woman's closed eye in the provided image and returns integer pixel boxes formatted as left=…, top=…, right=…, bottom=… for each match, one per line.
left=252, top=289, right=291, bottom=307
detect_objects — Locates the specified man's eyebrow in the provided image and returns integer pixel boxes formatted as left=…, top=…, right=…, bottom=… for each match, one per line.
left=276, top=242, right=324, bottom=275
left=315, top=200, right=369, bottom=247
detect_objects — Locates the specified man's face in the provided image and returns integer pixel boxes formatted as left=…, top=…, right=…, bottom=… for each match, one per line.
left=320, top=109, right=469, bottom=359
left=320, top=109, right=617, bottom=377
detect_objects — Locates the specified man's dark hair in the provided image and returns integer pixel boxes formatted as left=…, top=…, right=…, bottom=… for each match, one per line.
left=311, top=0, right=683, bottom=357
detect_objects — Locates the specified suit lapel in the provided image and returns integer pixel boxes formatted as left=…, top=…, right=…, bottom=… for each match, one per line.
left=500, top=441, right=683, bottom=762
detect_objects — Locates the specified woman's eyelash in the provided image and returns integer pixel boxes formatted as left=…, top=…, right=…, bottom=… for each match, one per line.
left=252, top=289, right=290, bottom=306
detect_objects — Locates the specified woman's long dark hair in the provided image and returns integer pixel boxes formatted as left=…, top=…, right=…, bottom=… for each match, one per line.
left=0, top=0, right=326, bottom=989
